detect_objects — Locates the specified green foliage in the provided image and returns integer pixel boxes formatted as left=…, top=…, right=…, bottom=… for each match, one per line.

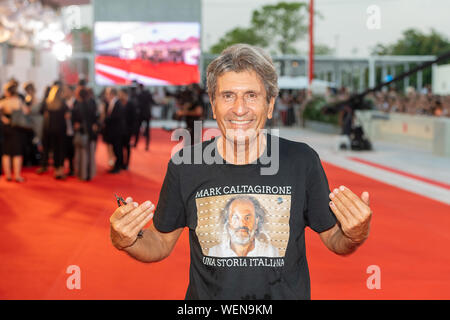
left=302, top=97, right=339, bottom=125
left=371, top=28, right=450, bottom=57
left=70, top=27, right=92, bottom=52
left=371, top=28, right=450, bottom=86
left=209, top=27, right=268, bottom=54
left=251, top=2, right=308, bottom=54
left=209, top=1, right=310, bottom=55
left=314, top=43, right=334, bottom=56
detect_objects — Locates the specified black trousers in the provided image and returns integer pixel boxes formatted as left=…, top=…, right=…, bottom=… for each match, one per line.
left=122, top=134, right=131, bottom=168
left=40, top=129, right=50, bottom=168
left=22, top=128, right=36, bottom=166
left=49, top=133, right=65, bottom=168
left=65, top=135, right=75, bottom=172
left=111, top=137, right=123, bottom=170
left=134, top=117, right=151, bottom=149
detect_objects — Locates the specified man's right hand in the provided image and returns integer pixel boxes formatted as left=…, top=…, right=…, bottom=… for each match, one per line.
left=109, top=197, right=155, bottom=250
left=1, top=116, right=10, bottom=125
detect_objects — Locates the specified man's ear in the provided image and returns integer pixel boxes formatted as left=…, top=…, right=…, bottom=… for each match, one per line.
left=210, top=98, right=217, bottom=119
left=267, top=97, right=275, bottom=119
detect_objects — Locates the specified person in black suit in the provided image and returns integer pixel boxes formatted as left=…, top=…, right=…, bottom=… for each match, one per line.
left=135, top=83, right=153, bottom=151
left=104, top=87, right=125, bottom=173
left=119, top=88, right=137, bottom=170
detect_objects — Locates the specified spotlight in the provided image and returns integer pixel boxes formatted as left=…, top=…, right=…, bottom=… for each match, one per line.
left=52, top=41, right=72, bottom=61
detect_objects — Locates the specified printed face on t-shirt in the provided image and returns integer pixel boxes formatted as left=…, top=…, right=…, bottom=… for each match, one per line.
left=227, top=199, right=258, bottom=246
left=211, top=70, right=275, bottom=145
left=195, top=192, right=291, bottom=258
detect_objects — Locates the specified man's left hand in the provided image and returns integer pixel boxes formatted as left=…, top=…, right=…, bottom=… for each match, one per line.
left=329, top=186, right=372, bottom=244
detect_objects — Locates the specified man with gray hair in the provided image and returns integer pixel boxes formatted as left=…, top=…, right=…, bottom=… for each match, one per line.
left=104, top=87, right=125, bottom=173
left=109, top=44, right=373, bottom=300
left=208, top=195, right=279, bottom=257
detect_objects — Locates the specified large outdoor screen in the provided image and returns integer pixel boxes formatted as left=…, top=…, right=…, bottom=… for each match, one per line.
left=94, top=22, right=201, bottom=86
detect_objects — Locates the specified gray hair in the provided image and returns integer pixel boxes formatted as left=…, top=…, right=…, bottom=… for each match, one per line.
left=206, top=44, right=279, bottom=104
left=221, top=195, right=266, bottom=236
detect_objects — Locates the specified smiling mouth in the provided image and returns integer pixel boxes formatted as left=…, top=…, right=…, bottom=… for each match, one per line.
left=229, top=120, right=253, bottom=125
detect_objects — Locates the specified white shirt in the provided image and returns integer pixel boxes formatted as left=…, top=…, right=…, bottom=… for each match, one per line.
left=66, top=97, right=75, bottom=136
left=107, top=97, right=118, bottom=115
left=208, top=238, right=279, bottom=258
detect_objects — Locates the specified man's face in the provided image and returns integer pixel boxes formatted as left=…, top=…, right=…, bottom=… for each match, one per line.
left=118, top=91, right=128, bottom=103
left=211, top=70, right=275, bottom=145
left=105, top=88, right=112, bottom=102
left=62, top=85, right=72, bottom=99
left=227, top=199, right=258, bottom=245
left=106, top=88, right=118, bottom=103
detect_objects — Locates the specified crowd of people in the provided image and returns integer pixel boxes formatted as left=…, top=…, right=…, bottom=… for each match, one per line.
left=368, top=86, right=450, bottom=117
left=325, top=85, right=450, bottom=118
left=1, top=75, right=448, bottom=183
left=0, top=78, right=102, bottom=182
left=0, top=78, right=209, bottom=183
left=271, top=89, right=307, bottom=127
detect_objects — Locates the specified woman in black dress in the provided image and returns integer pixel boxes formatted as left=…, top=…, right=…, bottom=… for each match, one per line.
left=0, top=81, right=28, bottom=182
left=44, top=84, right=70, bottom=179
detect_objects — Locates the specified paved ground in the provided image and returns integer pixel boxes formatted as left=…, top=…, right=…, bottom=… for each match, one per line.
left=278, top=126, right=450, bottom=205
left=152, top=119, right=450, bottom=205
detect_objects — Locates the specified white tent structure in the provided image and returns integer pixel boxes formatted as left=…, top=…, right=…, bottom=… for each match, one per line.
left=278, top=76, right=335, bottom=94
left=432, top=63, right=450, bottom=95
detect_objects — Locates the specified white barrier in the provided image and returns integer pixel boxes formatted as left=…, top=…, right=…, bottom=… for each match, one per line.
left=356, top=110, right=450, bottom=157
left=0, top=46, right=59, bottom=101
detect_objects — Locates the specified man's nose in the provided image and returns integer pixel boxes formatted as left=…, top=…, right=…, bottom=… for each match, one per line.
left=238, top=217, right=249, bottom=227
left=232, top=217, right=246, bottom=229
left=231, top=96, right=249, bottom=116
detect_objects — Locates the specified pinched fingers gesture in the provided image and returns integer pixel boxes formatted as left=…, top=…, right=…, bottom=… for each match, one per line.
left=109, top=197, right=155, bottom=249
left=329, top=186, right=372, bottom=244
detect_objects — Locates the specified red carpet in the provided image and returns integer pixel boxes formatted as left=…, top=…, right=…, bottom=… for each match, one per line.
left=0, top=128, right=449, bottom=299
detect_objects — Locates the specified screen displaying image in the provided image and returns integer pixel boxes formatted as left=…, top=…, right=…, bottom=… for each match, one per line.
left=94, top=22, right=201, bottom=86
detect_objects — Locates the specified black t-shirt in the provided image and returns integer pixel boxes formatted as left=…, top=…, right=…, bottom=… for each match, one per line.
left=47, top=104, right=69, bottom=134
left=137, top=90, right=153, bottom=120
left=153, top=134, right=336, bottom=300
left=72, top=99, right=99, bottom=140
left=124, top=101, right=138, bottom=136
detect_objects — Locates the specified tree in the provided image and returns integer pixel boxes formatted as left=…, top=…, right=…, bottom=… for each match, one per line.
left=209, top=2, right=310, bottom=55
left=371, top=28, right=450, bottom=87
left=209, top=27, right=268, bottom=54
left=371, top=28, right=450, bottom=57
left=251, top=2, right=309, bottom=55
left=314, top=43, right=334, bottom=56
